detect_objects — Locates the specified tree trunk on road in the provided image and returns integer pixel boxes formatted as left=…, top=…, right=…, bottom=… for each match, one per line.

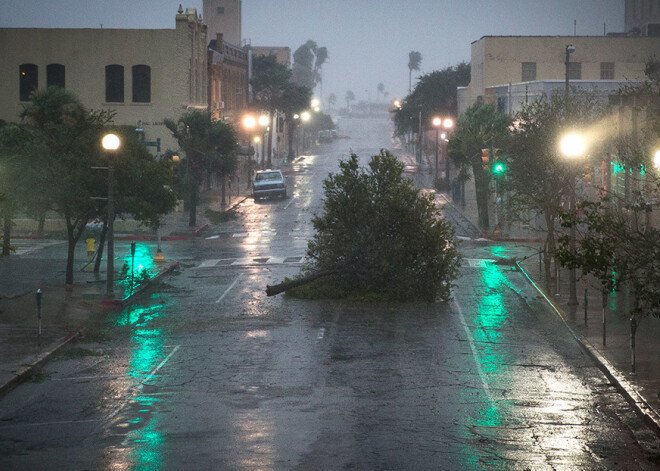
left=266, top=268, right=347, bottom=297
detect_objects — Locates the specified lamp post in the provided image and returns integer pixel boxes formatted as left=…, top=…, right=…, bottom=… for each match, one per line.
left=243, top=115, right=256, bottom=187
left=560, top=132, right=586, bottom=306
left=258, top=114, right=269, bottom=168
left=432, top=117, right=442, bottom=181
left=441, top=118, right=454, bottom=187
left=101, top=133, right=120, bottom=298
left=565, top=45, right=575, bottom=102
left=301, top=111, right=311, bottom=152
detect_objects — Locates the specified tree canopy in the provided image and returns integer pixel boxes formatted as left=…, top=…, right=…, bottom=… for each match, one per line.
left=270, top=150, right=461, bottom=302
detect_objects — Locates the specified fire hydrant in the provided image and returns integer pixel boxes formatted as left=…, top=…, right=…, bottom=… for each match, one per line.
left=86, top=238, right=96, bottom=260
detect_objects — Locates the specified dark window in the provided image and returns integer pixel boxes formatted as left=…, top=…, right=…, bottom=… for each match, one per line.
left=132, top=65, right=151, bottom=103
left=567, top=62, right=582, bottom=80
left=105, top=65, right=124, bottom=102
left=217, top=6, right=225, bottom=14
left=600, top=62, right=615, bottom=80
left=648, top=23, right=660, bottom=37
left=521, top=62, right=536, bottom=81
left=19, top=63, right=38, bottom=101
left=46, top=64, right=65, bottom=89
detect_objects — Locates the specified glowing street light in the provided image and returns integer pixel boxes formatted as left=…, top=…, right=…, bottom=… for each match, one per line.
left=653, top=150, right=660, bottom=171
left=560, top=131, right=586, bottom=306
left=101, top=133, right=120, bottom=298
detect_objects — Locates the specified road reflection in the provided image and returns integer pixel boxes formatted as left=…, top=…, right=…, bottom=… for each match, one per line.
left=103, top=302, right=173, bottom=469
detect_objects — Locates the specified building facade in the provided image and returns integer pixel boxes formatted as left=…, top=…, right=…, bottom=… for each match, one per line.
left=203, top=0, right=242, bottom=46
left=0, top=6, right=208, bottom=152
left=625, top=0, right=660, bottom=36
left=251, top=47, right=292, bottom=67
left=458, top=35, right=659, bottom=113
left=208, top=33, right=249, bottom=125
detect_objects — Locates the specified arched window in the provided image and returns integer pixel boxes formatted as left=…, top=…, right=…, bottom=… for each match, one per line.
left=46, top=64, right=65, bottom=89
left=132, top=65, right=151, bottom=103
left=19, top=63, right=38, bottom=101
left=105, top=65, right=124, bottom=103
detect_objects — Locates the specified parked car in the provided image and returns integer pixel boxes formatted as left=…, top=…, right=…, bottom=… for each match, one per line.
left=253, top=169, right=287, bottom=200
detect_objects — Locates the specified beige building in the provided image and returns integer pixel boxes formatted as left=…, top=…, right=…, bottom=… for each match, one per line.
left=208, top=33, right=249, bottom=125
left=251, top=47, right=292, bottom=67
left=0, top=6, right=208, bottom=153
left=203, top=0, right=242, bottom=46
left=459, top=35, right=659, bottom=113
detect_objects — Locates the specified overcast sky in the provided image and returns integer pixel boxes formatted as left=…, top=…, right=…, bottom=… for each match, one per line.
left=0, top=0, right=625, bottom=103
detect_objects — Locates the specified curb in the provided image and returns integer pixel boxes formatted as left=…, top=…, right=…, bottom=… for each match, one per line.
left=0, top=327, right=83, bottom=397
left=516, top=261, right=660, bottom=438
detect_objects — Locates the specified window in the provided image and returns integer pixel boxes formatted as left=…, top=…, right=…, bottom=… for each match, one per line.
left=132, top=65, right=151, bottom=103
left=521, top=62, right=536, bottom=82
left=567, top=62, right=581, bottom=80
left=105, top=65, right=124, bottom=102
left=46, top=64, right=65, bottom=89
left=19, top=63, right=38, bottom=101
left=600, top=62, right=615, bottom=80
left=217, top=6, right=225, bottom=14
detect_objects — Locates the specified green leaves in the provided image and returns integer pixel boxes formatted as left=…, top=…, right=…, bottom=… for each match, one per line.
left=302, top=150, right=461, bottom=302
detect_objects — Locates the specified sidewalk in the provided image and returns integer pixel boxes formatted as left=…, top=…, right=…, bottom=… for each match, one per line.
left=0, top=179, right=251, bottom=397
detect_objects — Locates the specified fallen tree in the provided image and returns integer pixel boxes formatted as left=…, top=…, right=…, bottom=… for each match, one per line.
left=265, top=150, right=461, bottom=302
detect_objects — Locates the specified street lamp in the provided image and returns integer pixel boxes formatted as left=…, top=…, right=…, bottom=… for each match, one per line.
left=101, top=133, right=120, bottom=298
left=243, top=115, right=256, bottom=186
left=432, top=117, right=442, bottom=181
left=560, top=132, right=586, bottom=306
left=653, top=149, right=660, bottom=171
left=565, top=45, right=575, bottom=102
left=301, top=111, right=311, bottom=152
left=258, top=114, right=269, bottom=168
left=442, top=118, right=454, bottom=187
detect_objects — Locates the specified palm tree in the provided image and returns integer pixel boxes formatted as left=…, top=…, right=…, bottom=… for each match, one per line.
left=345, top=90, right=355, bottom=110
left=408, top=51, right=422, bottom=93
left=328, top=93, right=337, bottom=110
left=377, top=82, right=385, bottom=100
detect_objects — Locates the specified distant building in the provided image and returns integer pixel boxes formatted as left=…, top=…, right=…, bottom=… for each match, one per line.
left=208, top=33, right=249, bottom=124
left=203, top=0, right=242, bottom=46
left=458, top=35, right=659, bottom=114
left=251, top=47, right=291, bottom=67
left=0, top=6, right=208, bottom=152
left=625, top=0, right=660, bottom=36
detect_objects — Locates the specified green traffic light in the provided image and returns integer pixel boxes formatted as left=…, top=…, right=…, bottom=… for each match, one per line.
left=493, top=163, right=505, bottom=174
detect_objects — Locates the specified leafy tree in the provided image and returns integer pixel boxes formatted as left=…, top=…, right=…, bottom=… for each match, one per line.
left=251, top=54, right=292, bottom=167
left=165, top=110, right=238, bottom=227
left=394, top=63, right=470, bottom=137
left=327, top=93, right=337, bottom=110
left=19, top=87, right=112, bottom=284
left=267, top=151, right=461, bottom=301
left=555, top=59, right=660, bottom=319
left=503, top=91, right=605, bottom=277
left=0, top=122, right=29, bottom=256
left=377, top=82, right=385, bottom=100
left=408, top=51, right=422, bottom=93
left=278, top=84, right=313, bottom=159
left=449, top=103, right=510, bottom=230
left=292, top=40, right=328, bottom=91
left=345, top=90, right=355, bottom=109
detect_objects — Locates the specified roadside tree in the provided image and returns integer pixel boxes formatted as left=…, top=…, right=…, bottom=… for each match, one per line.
left=165, top=110, right=238, bottom=227
left=448, top=103, right=510, bottom=230
left=408, top=51, right=422, bottom=93
left=278, top=84, right=313, bottom=159
left=19, top=87, right=112, bottom=285
left=267, top=151, right=461, bottom=302
left=503, top=91, right=604, bottom=278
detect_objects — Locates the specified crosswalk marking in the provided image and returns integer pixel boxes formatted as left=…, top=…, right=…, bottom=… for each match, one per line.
left=194, top=255, right=304, bottom=269
left=466, top=258, right=495, bottom=267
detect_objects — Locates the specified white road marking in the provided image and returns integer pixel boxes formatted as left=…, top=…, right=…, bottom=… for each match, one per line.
left=284, top=197, right=295, bottom=210
left=233, top=232, right=249, bottom=238
left=0, top=419, right=100, bottom=428
left=144, top=345, right=180, bottom=382
left=205, top=235, right=220, bottom=240
left=199, top=259, right=222, bottom=268
left=215, top=276, right=240, bottom=303
left=317, top=328, right=326, bottom=340
left=106, top=344, right=181, bottom=421
left=453, top=297, right=494, bottom=404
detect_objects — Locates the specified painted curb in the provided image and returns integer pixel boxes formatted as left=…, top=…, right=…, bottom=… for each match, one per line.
left=0, top=328, right=83, bottom=397
left=516, top=261, right=660, bottom=438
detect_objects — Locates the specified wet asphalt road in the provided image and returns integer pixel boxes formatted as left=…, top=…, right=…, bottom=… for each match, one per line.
left=1, top=117, right=659, bottom=469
